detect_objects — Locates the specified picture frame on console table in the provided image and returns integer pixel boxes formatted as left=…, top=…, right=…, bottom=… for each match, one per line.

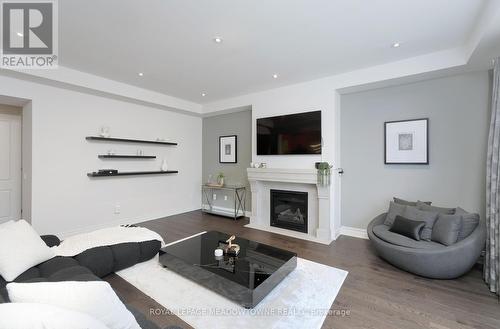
left=384, top=118, right=429, bottom=164
left=219, top=135, right=237, bottom=163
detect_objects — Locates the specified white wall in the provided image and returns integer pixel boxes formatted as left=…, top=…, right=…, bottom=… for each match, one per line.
left=250, top=81, right=336, bottom=170
left=202, top=110, right=252, bottom=211
left=0, top=75, right=202, bottom=236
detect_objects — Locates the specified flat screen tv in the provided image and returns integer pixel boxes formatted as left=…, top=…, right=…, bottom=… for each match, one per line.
left=257, top=110, right=321, bottom=155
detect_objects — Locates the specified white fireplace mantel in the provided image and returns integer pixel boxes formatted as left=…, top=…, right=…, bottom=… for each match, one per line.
left=247, top=168, right=334, bottom=244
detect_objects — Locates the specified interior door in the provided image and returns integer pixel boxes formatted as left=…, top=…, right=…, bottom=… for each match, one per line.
left=0, top=110, right=22, bottom=223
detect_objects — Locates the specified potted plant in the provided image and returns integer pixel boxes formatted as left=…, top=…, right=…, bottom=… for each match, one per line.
left=317, top=162, right=332, bottom=186
left=217, top=172, right=225, bottom=187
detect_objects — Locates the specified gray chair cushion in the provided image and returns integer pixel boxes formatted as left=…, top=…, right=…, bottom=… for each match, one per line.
left=403, top=206, right=439, bottom=241
left=373, top=225, right=446, bottom=249
left=393, top=197, right=431, bottom=206
left=389, top=215, right=426, bottom=240
left=455, top=207, right=480, bottom=241
left=431, top=214, right=462, bottom=246
left=384, top=201, right=407, bottom=226
left=417, top=201, right=455, bottom=214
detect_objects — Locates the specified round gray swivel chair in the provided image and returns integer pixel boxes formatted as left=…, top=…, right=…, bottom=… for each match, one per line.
left=367, top=213, right=486, bottom=279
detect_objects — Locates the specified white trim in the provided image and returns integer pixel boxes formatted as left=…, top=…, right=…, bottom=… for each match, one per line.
left=338, top=226, right=368, bottom=240
left=201, top=205, right=251, bottom=218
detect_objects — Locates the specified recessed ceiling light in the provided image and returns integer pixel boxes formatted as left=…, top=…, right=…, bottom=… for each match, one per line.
left=272, top=74, right=278, bottom=79
left=213, top=37, right=223, bottom=43
left=392, top=42, right=400, bottom=48
left=201, top=92, right=207, bottom=97
left=138, top=72, right=144, bottom=77
left=16, top=32, right=23, bottom=37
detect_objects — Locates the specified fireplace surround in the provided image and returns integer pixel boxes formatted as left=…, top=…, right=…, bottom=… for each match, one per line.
left=247, top=168, right=334, bottom=244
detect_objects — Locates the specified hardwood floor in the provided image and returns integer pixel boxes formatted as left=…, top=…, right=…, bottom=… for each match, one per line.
left=108, top=210, right=500, bottom=329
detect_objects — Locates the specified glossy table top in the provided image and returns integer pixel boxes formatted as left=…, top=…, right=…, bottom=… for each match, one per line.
left=162, top=231, right=297, bottom=290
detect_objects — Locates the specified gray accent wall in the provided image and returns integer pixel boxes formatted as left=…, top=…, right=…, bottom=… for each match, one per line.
left=340, top=71, right=491, bottom=229
left=202, top=109, right=252, bottom=211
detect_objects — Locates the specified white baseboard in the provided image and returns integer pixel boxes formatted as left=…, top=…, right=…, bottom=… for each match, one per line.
left=338, top=226, right=368, bottom=239
left=201, top=204, right=251, bottom=218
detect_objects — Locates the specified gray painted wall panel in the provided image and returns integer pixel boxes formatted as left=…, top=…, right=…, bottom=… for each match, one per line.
left=340, top=71, right=491, bottom=229
left=202, top=110, right=252, bottom=211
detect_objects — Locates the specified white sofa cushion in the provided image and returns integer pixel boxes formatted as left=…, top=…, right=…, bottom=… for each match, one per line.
left=7, top=281, right=141, bottom=329
left=0, top=220, right=55, bottom=281
left=0, top=302, right=110, bottom=329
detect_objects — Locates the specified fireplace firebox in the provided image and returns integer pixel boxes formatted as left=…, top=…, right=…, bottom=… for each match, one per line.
left=270, top=189, right=308, bottom=233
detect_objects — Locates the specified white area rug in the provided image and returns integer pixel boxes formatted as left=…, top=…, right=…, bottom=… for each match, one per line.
left=118, top=233, right=348, bottom=329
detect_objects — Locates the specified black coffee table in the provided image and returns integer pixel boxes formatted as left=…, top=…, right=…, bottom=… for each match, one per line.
left=159, top=231, right=297, bottom=308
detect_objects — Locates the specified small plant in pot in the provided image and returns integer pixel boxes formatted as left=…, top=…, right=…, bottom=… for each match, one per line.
left=216, top=172, right=225, bottom=187
left=317, top=162, right=332, bottom=186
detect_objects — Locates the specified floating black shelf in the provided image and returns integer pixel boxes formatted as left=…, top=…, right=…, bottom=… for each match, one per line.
left=98, top=155, right=156, bottom=159
left=87, top=170, right=178, bottom=177
left=86, top=136, right=177, bottom=146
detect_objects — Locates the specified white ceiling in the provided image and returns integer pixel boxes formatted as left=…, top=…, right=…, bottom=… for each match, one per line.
left=59, top=0, right=488, bottom=103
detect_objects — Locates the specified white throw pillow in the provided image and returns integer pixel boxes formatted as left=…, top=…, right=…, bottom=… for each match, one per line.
left=7, top=281, right=141, bottom=329
left=0, top=220, right=55, bottom=281
left=0, top=302, right=110, bottom=329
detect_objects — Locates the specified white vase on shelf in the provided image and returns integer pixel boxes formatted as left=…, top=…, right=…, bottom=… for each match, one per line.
left=161, top=158, right=169, bottom=171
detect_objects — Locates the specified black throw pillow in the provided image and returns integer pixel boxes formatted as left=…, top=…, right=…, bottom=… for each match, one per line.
left=389, top=215, right=426, bottom=241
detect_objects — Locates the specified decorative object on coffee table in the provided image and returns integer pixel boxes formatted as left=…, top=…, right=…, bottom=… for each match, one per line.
left=384, top=118, right=429, bottom=164
left=219, top=135, right=237, bottom=163
left=159, top=231, right=297, bottom=308
left=223, top=235, right=240, bottom=256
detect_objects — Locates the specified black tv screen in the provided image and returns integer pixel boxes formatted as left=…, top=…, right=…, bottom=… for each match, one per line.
left=257, top=110, right=321, bottom=155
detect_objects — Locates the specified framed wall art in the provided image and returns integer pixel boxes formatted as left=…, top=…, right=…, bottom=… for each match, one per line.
left=384, top=118, right=428, bottom=164
left=219, top=135, right=237, bottom=163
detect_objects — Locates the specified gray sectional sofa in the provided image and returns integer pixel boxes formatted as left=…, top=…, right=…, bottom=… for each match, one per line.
left=0, top=235, right=163, bottom=329
left=367, top=203, right=486, bottom=279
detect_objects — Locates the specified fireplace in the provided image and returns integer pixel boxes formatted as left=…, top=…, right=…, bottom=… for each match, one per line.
left=270, top=189, right=308, bottom=233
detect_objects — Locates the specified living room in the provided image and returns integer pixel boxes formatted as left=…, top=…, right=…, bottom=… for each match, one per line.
left=0, top=1, right=499, bottom=329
